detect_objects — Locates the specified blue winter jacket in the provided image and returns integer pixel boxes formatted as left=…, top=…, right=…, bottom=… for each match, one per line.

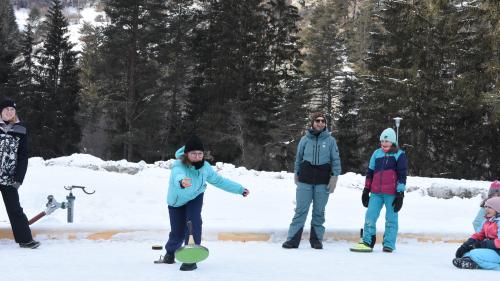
left=166, top=146, right=244, bottom=207
left=294, top=128, right=341, bottom=177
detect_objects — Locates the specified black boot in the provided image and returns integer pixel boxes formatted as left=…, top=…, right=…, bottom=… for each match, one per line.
left=19, top=240, right=41, bottom=249
left=180, top=263, right=197, bottom=271
left=162, top=253, right=175, bottom=264
left=382, top=246, right=393, bottom=253
left=282, top=228, right=303, bottom=249
left=309, top=228, right=323, bottom=249
left=453, top=257, right=479, bottom=269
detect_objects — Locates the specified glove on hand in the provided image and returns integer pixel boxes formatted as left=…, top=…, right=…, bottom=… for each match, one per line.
left=455, top=238, right=476, bottom=258
left=362, top=189, right=370, bottom=208
left=472, top=239, right=495, bottom=249
left=12, top=182, right=21, bottom=189
left=242, top=188, right=250, bottom=197
left=392, top=192, right=404, bottom=212
left=327, top=176, right=338, bottom=193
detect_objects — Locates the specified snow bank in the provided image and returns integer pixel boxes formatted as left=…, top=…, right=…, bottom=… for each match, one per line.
left=28, top=154, right=492, bottom=199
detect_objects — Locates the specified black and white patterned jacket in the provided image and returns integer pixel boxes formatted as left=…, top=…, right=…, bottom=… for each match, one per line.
left=0, top=120, right=28, bottom=186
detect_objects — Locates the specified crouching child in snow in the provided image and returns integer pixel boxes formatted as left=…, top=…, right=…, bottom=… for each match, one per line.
left=472, top=180, right=500, bottom=232
left=454, top=196, right=500, bottom=270
left=161, top=136, right=249, bottom=271
left=350, top=128, right=407, bottom=253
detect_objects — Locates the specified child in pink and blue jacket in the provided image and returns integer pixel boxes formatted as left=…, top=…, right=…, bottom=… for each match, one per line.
left=454, top=196, right=500, bottom=270
left=350, top=128, right=407, bottom=253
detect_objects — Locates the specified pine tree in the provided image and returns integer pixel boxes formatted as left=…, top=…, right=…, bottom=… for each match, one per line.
left=188, top=0, right=272, bottom=167
left=483, top=0, right=500, bottom=179
left=157, top=0, right=201, bottom=159
left=0, top=0, right=20, bottom=96
left=357, top=0, right=496, bottom=179
left=263, top=0, right=308, bottom=171
left=100, top=0, right=167, bottom=161
left=302, top=0, right=348, bottom=127
left=14, top=18, right=38, bottom=121
left=36, top=0, right=81, bottom=157
left=439, top=1, right=494, bottom=179
left=78, top=23, right=108, bottom=158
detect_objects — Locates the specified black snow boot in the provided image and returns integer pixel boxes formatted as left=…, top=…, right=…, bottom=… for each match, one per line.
left=309, top=228, right=323, bottom=249
left=180, top=263, right=197, bottom=271
left=382, top=246, right=393, bottom=253
left=453, top=257, right=479, bottom=269
left=162, top=253, right=175, bottom=264
left=282, top=228, right=303, bottom=249
left=19, top=240, right=41, bottom=249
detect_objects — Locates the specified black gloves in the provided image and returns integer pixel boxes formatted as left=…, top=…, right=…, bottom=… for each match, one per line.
left=362, top=189, right=370, bottom=207
left=455, top=244, right=470, bottom=258
left=361, top=190, right=403, bottom=211
left=242, top=188, right=250, bottom=197
left=472, top=239, right=495, bottom=250
left=392, top=192, right=404, bottom=212
left=455, top=238, right=476, bottom=258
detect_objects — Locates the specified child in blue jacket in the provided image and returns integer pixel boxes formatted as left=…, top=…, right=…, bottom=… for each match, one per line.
left=161, top=136, right=249, bottom=271
left=350, top=128, right=407, bottom=253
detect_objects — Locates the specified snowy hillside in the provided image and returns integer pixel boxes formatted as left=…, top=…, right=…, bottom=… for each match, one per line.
left=15, top=7, right=106, bottom=51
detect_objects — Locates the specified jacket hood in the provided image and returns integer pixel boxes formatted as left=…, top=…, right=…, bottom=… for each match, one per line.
left=306, top=128, right=331, bottom=139
left=175, top=146, right=185, bottom=159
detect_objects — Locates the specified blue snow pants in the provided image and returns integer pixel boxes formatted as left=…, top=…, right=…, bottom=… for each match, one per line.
left=287, top=182, right=330, bottom=241
left=165, top=192, right=204, bottom=255
left=464, top=249, right=500, bottom=270
left=362, top=193, right=398, bottom=250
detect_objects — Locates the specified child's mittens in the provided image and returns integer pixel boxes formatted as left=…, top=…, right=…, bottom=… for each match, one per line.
left=455, top=238, right=476, bottom=258
left=472, top=239, right=496, bottom=250
left=361, top=189, right=370, bottom=207
left=392, top=192, right=404, bottom=212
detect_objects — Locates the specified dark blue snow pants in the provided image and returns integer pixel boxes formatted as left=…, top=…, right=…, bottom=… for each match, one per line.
left=165, top=192, right=204, bottom=255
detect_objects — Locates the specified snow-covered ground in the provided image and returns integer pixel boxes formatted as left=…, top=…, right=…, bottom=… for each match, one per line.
left=0, top=153, right=497, bottom=278
left=1, top=240, right=497, bottom=280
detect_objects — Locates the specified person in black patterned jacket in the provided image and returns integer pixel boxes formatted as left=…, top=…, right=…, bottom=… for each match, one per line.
left=0, top=98, right=40, bottom=249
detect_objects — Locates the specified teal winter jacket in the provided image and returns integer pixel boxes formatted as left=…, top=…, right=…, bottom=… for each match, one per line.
left=167, top=146, right=245, bottom=207
left=294, top=128, right=341, bottom=178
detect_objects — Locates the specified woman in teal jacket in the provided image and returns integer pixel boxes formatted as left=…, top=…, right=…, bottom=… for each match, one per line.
left=162, top=136, right=249, bottom=271
left=282, top=112, right=341, bottom=250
